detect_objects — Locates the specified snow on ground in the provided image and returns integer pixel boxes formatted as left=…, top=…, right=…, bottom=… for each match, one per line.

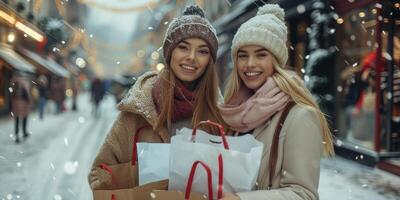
left=0, top=93, right=399, bottom=200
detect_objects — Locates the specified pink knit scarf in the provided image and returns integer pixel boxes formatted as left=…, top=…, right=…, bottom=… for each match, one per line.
left=218, top=78, right=289, bottom=133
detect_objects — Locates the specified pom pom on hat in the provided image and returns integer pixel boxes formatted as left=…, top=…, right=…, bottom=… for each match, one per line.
left=256, top=4, right=285, bottom=22
left=183, top=5, right=205, bottom=17
left=231, top=4, right=288, bottom=66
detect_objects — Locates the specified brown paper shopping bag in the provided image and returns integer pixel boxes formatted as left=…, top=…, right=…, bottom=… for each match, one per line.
left=93, top=125, right=168, bottom=200
left=151, top=155, right=223, bottom=200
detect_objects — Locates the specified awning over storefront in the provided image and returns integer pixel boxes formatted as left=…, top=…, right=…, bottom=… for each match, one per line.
left=17, top=48, right=70, bottom=78
left=46, top=58, right=70, bottom=78
left=0, top=45, right=36, bottom=73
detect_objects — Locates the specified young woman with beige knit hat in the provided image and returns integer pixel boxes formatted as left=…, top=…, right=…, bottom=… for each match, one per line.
left=218, top=4, right=334, bottom=200
left=88, top=5, right=225, bottom=190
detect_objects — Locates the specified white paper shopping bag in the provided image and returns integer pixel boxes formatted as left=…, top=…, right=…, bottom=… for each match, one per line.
left=168, top=120, right=264, bottom=196
left=137, top=143, right=170, bottom=185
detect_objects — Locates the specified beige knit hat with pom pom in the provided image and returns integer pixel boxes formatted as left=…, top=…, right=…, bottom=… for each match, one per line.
left=231, top=4, right=288, bottom=66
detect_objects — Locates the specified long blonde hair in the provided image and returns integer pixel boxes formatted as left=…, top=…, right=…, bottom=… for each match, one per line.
left=224, top=55, right=335, bottom=156
left=155, top=58, right=226, bottom=134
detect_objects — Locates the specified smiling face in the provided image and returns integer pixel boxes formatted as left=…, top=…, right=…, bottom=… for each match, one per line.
left=236, top=45, right=275, bottom=91
left=170, top=38, right=211, bottom=84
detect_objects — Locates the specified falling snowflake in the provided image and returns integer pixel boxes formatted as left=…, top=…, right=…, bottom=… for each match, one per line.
left=78, top=117, right=85, bottom=123
left=304, top=75, right=310, bottom=82
left=116, top=61, right=120, bottom=65
left=387, top=92, right=392, bottom=100
left=64, top=161, right=78, bottom=175
left=352, top=62, right=358, bottom=67
left=61, top=41, right=66, bottom=44
left=6, top=194, right=12, bottom=200
left=16, top=162, right=22, bottom=167
left=334, top=46, right=340, bottom=52
left=297, top=4, right=306, bottom=14
left=24, top=33, right=28, bottom=37
left=305, top=55, right=310, bottom=60
left=383, top=52, right=392, bottom=61
left=89, top=34, right=93, bottom=38
left=8, top=87, right=13, bottom=93
left=337, top=86, right=343, bottom=92
left=148, top=27, right=154, bottom=30
left=64, top=138, right=69, bottom=146
left=54, top=194, right=62, bottom=200
left=50, top=162, right=55, bottom=170
left=164, top=21, right=169, bottom=25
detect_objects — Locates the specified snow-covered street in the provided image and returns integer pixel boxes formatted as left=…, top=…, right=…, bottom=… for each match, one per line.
left=0, top=93, right=399, bottom=200
left=0, top=93, right=117, bottom=200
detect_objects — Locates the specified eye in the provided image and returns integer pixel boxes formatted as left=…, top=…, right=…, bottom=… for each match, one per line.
left=177, top=44, right=189, bottom=51
left=198, top=49, right=210, bottom=55
left=257, top=53, right=268, bottom=58
left=238, top=53, right=248, bottom=58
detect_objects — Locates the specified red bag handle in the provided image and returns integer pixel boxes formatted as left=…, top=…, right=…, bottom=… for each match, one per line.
left=99, top=164, right=117, bottom=200
left=132, top=125, right=151, bottom=166
left=98, top=125, right=150, bottom=200
left=184, top=154, right=224, bottom=200
left=191, top=120, right=229, bottom=150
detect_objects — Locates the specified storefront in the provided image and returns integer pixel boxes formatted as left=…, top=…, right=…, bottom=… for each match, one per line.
left=0, top=44, right=36, bottom=115
left=333, top=0, right=400, bottom=175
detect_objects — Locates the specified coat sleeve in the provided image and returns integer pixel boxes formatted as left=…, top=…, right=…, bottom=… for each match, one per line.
left=237, top=106, right=324, bottom=200
left=88, top=112, right=131, bottom=190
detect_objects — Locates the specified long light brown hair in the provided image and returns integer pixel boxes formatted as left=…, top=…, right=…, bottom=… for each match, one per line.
left=155, top=57, right=226, bottom=134
left=224, top=54, right=335, bottom=156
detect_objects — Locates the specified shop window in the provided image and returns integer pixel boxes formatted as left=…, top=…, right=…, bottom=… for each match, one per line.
left=336, top=1, right=400, bottom=152
left=336, top=3, right=377, bottom=150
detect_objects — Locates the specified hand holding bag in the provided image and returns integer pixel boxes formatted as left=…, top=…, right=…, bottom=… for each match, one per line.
left=92, top=125, right=168, bottom=200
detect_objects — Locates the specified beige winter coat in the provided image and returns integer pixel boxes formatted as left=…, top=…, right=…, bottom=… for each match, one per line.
left=88, top=71, right=190, bottom=190
left=237, top=104, right=323, bottom=200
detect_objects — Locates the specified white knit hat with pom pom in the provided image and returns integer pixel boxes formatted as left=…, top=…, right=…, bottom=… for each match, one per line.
left=231, top=4, right=288, bottom=66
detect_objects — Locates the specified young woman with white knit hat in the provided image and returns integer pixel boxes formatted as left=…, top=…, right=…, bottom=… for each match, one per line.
left=218, top=4, right=334, bottom=200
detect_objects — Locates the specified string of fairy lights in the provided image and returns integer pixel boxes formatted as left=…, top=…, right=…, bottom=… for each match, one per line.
left=32, top=0, right=164, bottom=76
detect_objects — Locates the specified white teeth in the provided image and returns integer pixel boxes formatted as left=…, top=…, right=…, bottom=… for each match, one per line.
left=245, top=72, right=261, bottom=77
left=181, top=65, right=196, bottom=70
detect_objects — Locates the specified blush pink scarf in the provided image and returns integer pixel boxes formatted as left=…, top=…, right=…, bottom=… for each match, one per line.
left=218, top=78, right=289, bottom=133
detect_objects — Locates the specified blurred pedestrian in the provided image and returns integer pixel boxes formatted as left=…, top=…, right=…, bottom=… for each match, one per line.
left=51, top=76, right=66, bottom=114
left=71, top=76, right=79, bottom=111
left=90, top=77, right=105, bottom=117
left=37, top=75, right=48, bottom=120
left=88, top=5, right=225, bottom=190
left=218, top=4, right=334, bottom=200
left=11, top=72, right=32, bottom=143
